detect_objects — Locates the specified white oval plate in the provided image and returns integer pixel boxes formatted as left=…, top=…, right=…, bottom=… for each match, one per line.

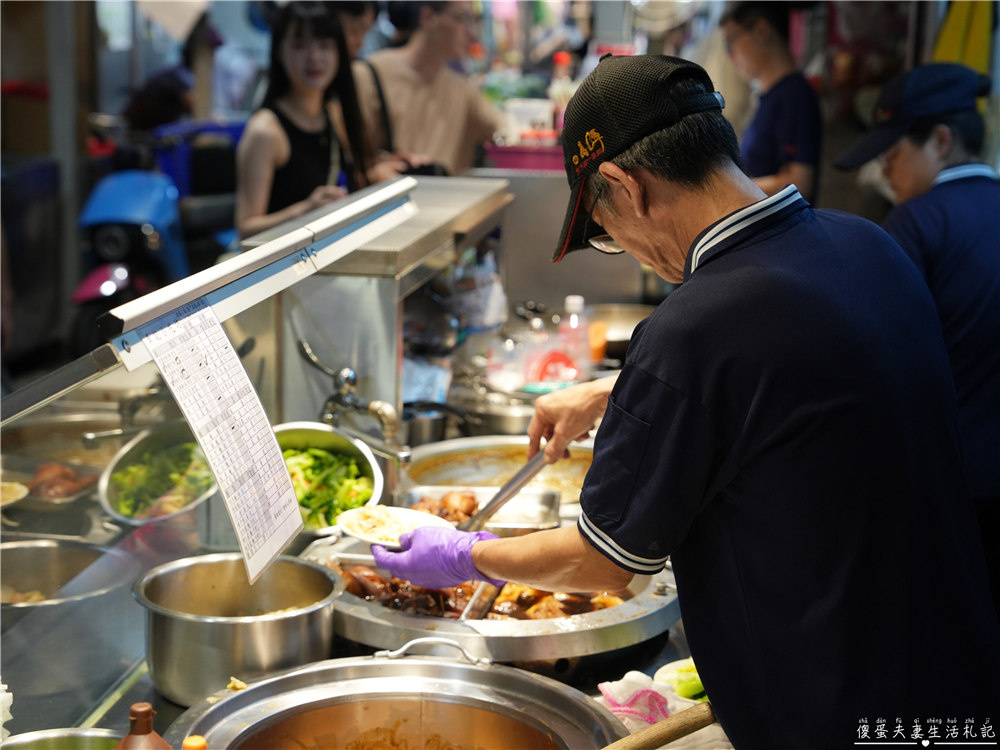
left=337, top=506, right=453, bottom=550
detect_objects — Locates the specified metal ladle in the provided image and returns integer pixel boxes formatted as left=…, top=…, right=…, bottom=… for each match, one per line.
left=457, top=450, right=549, bottom=532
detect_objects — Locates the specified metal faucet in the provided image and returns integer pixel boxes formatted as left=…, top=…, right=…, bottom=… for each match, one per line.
left=320, top=368, right=410, bottom=467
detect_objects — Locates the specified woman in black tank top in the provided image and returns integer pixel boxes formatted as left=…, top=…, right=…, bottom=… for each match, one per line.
left=235, top=2, right=368, bottom=239
left=263, top=104, right=338, bottom=215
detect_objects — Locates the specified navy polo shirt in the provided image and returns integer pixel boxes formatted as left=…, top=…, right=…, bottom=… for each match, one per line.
left=882, top=164, right=1000, bottom=501
left=741, top=73, right=822, bottom=198
left=578, top=186, right=1000, bottom=749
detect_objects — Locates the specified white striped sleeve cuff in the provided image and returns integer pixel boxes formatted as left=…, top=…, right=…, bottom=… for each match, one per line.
left=577, top=512, right=668, bottom=574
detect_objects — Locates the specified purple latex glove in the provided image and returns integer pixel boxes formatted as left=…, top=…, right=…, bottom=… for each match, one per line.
left=371, top=525, right=506, bottom=589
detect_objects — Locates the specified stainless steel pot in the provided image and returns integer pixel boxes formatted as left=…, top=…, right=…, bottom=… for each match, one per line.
left=460, top=399, right=536, bottom=436
left=0, top=411, right=151, bottom=468
left=400, top=408, right=448, bottom=445
left=1, top=729, right=120, bottom=750
left=404, top=435, right=593, bottom=505
left=132, top=553, right=345, bottom=707
left=1, top=539, right=140, bottom=633
left=98, top=420, right=219, bottom=526
left=163, top=644, right=628, bottom=750
left=273, top=421, right=384, bottom=551
left=304, top=535, right=678, bottom=666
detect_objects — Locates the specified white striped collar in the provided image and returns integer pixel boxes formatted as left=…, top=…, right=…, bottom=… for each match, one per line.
left=933, top=163, right=999, bottom=186
left=688, top=185, right=805, bottom=275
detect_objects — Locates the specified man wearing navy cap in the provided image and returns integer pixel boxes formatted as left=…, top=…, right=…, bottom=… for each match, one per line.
left=374, top=55, right=1000, bottom=747
left=836, top=63, right=1000, bottom=624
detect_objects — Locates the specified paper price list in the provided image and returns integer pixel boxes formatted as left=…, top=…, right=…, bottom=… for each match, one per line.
left=139, top=299, right=302, bottom=582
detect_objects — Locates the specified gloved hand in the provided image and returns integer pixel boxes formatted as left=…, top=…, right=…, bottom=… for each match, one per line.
left=371, top=525, right=506, bottom=589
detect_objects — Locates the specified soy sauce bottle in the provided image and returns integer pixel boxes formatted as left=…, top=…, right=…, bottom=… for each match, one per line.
left=113, top=703, right=171, bottom=750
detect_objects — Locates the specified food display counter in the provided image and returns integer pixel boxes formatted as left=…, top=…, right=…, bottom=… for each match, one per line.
left=0, top=175, right=689, bottom=747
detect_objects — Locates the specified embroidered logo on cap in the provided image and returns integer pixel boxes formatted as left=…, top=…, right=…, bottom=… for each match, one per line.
left=572, top=129, right=605, bottom=173
left=875, top=107, right=893, bottom=123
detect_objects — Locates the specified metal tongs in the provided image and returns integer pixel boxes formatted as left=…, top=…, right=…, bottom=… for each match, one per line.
left=457, top=450, right=548, bottom=532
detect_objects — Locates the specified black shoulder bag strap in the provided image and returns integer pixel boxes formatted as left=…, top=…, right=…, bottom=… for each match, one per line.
left=362, top=59, right=395, bottom=154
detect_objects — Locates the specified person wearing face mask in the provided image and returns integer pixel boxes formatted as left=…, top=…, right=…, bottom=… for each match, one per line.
left=370, top=55, right=1000, bottom=748
left=719, top=1, right=821, bottom=201
left=352, top=1, right=505, bottom=177
left=235, top=2, right=368, bottom=239
left=835, top=63, right=1000, bottom=624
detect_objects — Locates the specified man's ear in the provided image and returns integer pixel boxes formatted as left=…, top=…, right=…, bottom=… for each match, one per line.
left=932, top=124, right=955, bottom=159
left=752, top=17, right=771, bottom=43
left=598, top=162, right=647, bottom=218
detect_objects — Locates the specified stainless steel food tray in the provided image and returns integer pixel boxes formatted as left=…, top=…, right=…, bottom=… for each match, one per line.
left=1, top=455, right=101, bottom=510
left=300, top=534, right=680, bottom=663
left=399, top=485, right=560, bottom=537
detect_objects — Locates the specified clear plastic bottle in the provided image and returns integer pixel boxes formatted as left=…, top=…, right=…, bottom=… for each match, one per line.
left=557, top=295, right=591, bottom=382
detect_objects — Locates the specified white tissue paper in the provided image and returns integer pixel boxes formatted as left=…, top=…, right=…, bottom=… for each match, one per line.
left=594, top=670, right=733, bottom=750
left=1, top=681, right=13, bottom=742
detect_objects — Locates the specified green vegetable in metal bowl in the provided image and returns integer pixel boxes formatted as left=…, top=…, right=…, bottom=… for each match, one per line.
left=283, top=448, right=374, bottom=530
left=110, top=442, right=214, bottom=519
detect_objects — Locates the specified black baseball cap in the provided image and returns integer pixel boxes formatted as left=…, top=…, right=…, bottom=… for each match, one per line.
left=553, top=55, right=725, bottom=263
left=834, top=63, right=991, bottom=170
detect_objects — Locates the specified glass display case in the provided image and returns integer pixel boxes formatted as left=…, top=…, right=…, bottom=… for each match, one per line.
left=0, top=174, right=513, bottom=739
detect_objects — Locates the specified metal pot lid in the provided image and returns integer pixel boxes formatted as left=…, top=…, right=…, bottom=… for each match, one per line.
left=164, top=650, right=629, bottom=750
left=302, top=535, right=679, bottom=663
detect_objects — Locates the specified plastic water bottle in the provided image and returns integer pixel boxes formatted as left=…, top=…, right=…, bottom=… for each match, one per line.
left=558, top=295, right=591, bottom=382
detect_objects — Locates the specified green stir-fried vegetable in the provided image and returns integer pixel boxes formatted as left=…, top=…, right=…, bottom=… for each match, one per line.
left=283, top=448, right=374, bottom=529
left=110, top=442, right=214, bottom=519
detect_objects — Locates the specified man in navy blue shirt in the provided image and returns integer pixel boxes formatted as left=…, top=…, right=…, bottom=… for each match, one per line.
left=373, top=56, right=1000, bottom=748
left=720, top=2, right=822, bottom=202
left=836, top=63, right=1000, bottom=624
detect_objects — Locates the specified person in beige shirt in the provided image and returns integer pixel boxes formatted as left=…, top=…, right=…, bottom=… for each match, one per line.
left=353, top=1, right=505, bottom=176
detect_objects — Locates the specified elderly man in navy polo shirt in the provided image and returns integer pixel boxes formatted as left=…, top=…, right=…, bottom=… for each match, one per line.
left=836, top=63, right=1000, bottom=625
left=373, top=56, right=1000, bottom=748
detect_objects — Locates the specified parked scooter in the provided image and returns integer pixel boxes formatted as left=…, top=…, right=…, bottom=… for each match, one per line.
left=70, top=118, right=244, bottom=357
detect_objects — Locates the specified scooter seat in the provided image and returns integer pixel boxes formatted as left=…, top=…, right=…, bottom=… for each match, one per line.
left=179, top=193, right=236, bottom=236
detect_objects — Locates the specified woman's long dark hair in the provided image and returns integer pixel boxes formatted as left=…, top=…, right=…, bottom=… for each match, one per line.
left=263, top=2, right=368, bottom=190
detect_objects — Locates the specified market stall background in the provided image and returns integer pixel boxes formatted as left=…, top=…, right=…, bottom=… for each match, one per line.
left=1, top=0, right=999, bottom=744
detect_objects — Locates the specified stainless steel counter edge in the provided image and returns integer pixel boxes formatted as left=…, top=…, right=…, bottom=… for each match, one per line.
left=247, top=176, right=512, bottom=279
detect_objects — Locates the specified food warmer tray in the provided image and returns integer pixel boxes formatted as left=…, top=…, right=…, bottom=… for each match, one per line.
left=300, top=534, right=680, bottom=664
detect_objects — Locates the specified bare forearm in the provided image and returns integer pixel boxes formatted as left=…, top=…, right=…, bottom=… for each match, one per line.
left=237, top=199, right=313, bottom=240
left=471, top=525, right=633, bottom=591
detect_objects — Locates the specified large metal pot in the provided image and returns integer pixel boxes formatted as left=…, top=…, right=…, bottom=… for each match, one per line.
left=1, top=729, right=120, bottom=750
left=1, top=539, right=139, bottom=633
left=0, top=410, right=151, bottom=468
left=132, top=553, right=345, bottom=707
left=404, top=435, right=593, bottom=505
left=305, top=535, right=678, bottom=670
left=459, top=399, right=536, bottom=436
left=163, top=646, right=629, bottom=749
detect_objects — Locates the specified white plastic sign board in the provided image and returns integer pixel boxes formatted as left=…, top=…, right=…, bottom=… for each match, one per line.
left=138, top=298, right=302, bottom=583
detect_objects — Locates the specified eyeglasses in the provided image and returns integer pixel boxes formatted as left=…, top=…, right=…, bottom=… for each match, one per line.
left=584, top=183, right=626, bottom=254
left=589, top=235, right=626, bottom=254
